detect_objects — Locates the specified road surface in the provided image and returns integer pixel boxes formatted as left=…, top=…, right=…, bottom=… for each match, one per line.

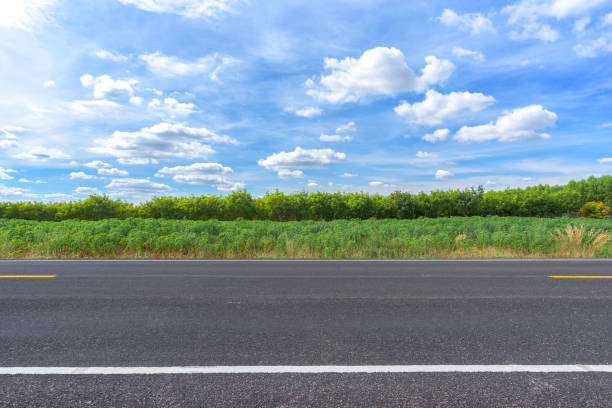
left=1, top=259, right=611, bottom=407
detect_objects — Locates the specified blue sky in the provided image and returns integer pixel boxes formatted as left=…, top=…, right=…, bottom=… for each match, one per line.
left=0, top=0, right=611, bottom=201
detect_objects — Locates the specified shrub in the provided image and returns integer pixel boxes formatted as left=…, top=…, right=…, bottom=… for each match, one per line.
left=580, top=201, right=612, bottom=219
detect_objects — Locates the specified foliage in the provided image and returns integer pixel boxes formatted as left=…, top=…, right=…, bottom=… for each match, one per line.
left=0, top=175, right=610, bottom=221
left=580, top=201, right=612, bottom=219
left=0, top=217, right=610, bottom=259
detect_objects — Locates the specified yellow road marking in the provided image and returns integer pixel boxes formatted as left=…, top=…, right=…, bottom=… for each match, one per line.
left=549, top=276, right=612, bottom=279
left=0, top=275, right=56, bottom=278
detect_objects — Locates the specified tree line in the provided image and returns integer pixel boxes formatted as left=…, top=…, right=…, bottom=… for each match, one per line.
left=0, top=175, right=610, bottom=221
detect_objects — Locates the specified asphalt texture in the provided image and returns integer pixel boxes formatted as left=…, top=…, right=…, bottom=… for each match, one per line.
left=1, top=259, right=612, bottom=407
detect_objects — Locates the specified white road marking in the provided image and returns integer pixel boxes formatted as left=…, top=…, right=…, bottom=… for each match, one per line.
left=2, top=365, right=612, bottom=375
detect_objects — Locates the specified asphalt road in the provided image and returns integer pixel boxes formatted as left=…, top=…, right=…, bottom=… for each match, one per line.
left=1, top=259, right=611, bottom=407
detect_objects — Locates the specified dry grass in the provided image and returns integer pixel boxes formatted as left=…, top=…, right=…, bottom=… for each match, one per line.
left=551, top=224, right=611, bottom=257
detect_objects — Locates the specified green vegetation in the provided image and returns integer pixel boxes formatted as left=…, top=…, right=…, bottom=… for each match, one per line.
left=1, top=217, right=610, bottom=259
left=580, top=201, right=612, bottom=219
left=0, top=175, right=610, bottom=221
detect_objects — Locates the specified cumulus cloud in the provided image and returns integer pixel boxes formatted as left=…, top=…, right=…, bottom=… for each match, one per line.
left=92, top=123, right=237, bottom=165
left=105, top=178, right=171, bottom=200
left=118, top=0, right=239, bottom=18
left=80, top=74, right=138, bottom=99
left=43, top=80, right=56, bottom=88
left=422, top=128, right=450, bottom=143
left=14, top=147, right=70, bottom=161
left=452, top=47, right=485, bottom=62
left=454, top=105, right=557, bottom=142
left=140, top=51, right=239, bottom=80
left=598, top=157, right=612, bottom=163
left=574, top=34, right=612, bottom=57
left=0, top=167, right=17, bottom=180
left=70, top=171, right=100, bottom=180
left=289, top=106, right=323, bottom=118
left=258, top=147, right=346, bottom=178
left=416, top=151, right=437, bottom=158
left=75, top=186, right=102, bottom=195
left=307, top=180, right=319, bottom=188
left=0, top=0, right=55, bottom=31
left=155, top=162, right=244, bottom=191
left=0, top=184, right=29, bottom=197
left=336, top=121, right=356, bottom=133
left=98, top=167, right=128, bottom=176
left=148, top=97, right=197, bottom=117
left=503, top=0, right=605, bottom=42
left=435, top=169, right=454, bottom=180
left=91, top=49, right=129, bottom=62
left=438, top=9, right=496, bottom=35
left=395, top=90, right=495, bottom=126
left=319, top=134, right=353, bottom=142
left=341, top=172, right=357, bottom=178
left=306, top=47, right=454, bottom=103
left=85, top=160, right=112, bottom=169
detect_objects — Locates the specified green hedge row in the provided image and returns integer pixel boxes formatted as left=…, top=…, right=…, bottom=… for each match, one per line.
left=1, top=175, right=610, bottom=221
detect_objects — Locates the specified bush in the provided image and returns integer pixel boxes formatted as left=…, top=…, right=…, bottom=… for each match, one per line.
left=580, top=201, right=612, bottom=219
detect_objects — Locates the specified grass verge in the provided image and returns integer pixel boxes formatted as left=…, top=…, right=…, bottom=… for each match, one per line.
left=0, top=216, right=610, bottom=259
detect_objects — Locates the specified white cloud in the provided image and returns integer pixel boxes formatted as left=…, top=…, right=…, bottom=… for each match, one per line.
left=85, top=160, right=112, bottom=169
left=258, top=147, right=346, bottom=178
left=66, top=99, right=123, bottom=116
left=574, top=34, right=612, bottom=57
left=18, top=178, right=45, bottom=184
left=0, top=0, right=55, bottom=31
left=422, top=128, right=450, bottom=143
left=438, top=9, right=496, bottom=35
left=14, top=147, right=70, bottom=161
left=307, top=180, right=319, bottom=188
left=600, top=122, right=612, bottom=127
left=105, top=178, right=171, bottom=200
left=80, top=74, right=138, bottom=99
left=454, top=105, right=558, bottom=142
left=598, top=157, right=612, bottom=163
left=155, top=162, right=244, bottom=191
left=416, top=151, right=437, bottom=158
left=417, top=56, right=455, bottom=91
left=118, top=0, right=239, bottom=18
left=92, top=123, right=237, bottom=165
left=140, top=51, right=238, bottom=80
left=319, top=134, right=353, bottom=142
left=98, top=167, right=128, bottom=176
left=0, top=184, right=29, bottom=197
left=70, top=172, right=99, bottom=180
left=130, top=96, right=144, bottom=105
left=292, top=106, right=323, bottom=118
left=452, top=47, right=485, bottom=62
left=307, top=47, right=454, bottom=103
left=604, top=12, right=612, bottom=25
left=43, top=80, right=56, bottom=88
left=395, top=90, right=495, bottom=126
left=92, top=49, right=129, bottom=62
left=75, top=186, right=102, bottom=195
left=435, top=169, right=454, bottom=180
left=573, top=16, right=591, bottom=34
left=277, top=170, right=305, bottom=179
left=336, top=121, right=356, bottom=133
left=503, top=0, right=605, bottom=42
left=0, top=167, right=17, bottom=180
left=369, top=181, right=383, bottom=186
left=149, top=97, right=197, bottom=117
left=341, top=172, right=357, bottom=178
left=0, top=128, right=20, bottom=149
left=44, top=193, right=73, bottom=201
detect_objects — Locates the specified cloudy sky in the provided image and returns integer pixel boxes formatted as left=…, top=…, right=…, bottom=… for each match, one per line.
left=0, top=0, right=611, bottom=201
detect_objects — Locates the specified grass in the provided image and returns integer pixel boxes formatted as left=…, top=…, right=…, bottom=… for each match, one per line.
left=0, top=216, right=610, bottom=259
